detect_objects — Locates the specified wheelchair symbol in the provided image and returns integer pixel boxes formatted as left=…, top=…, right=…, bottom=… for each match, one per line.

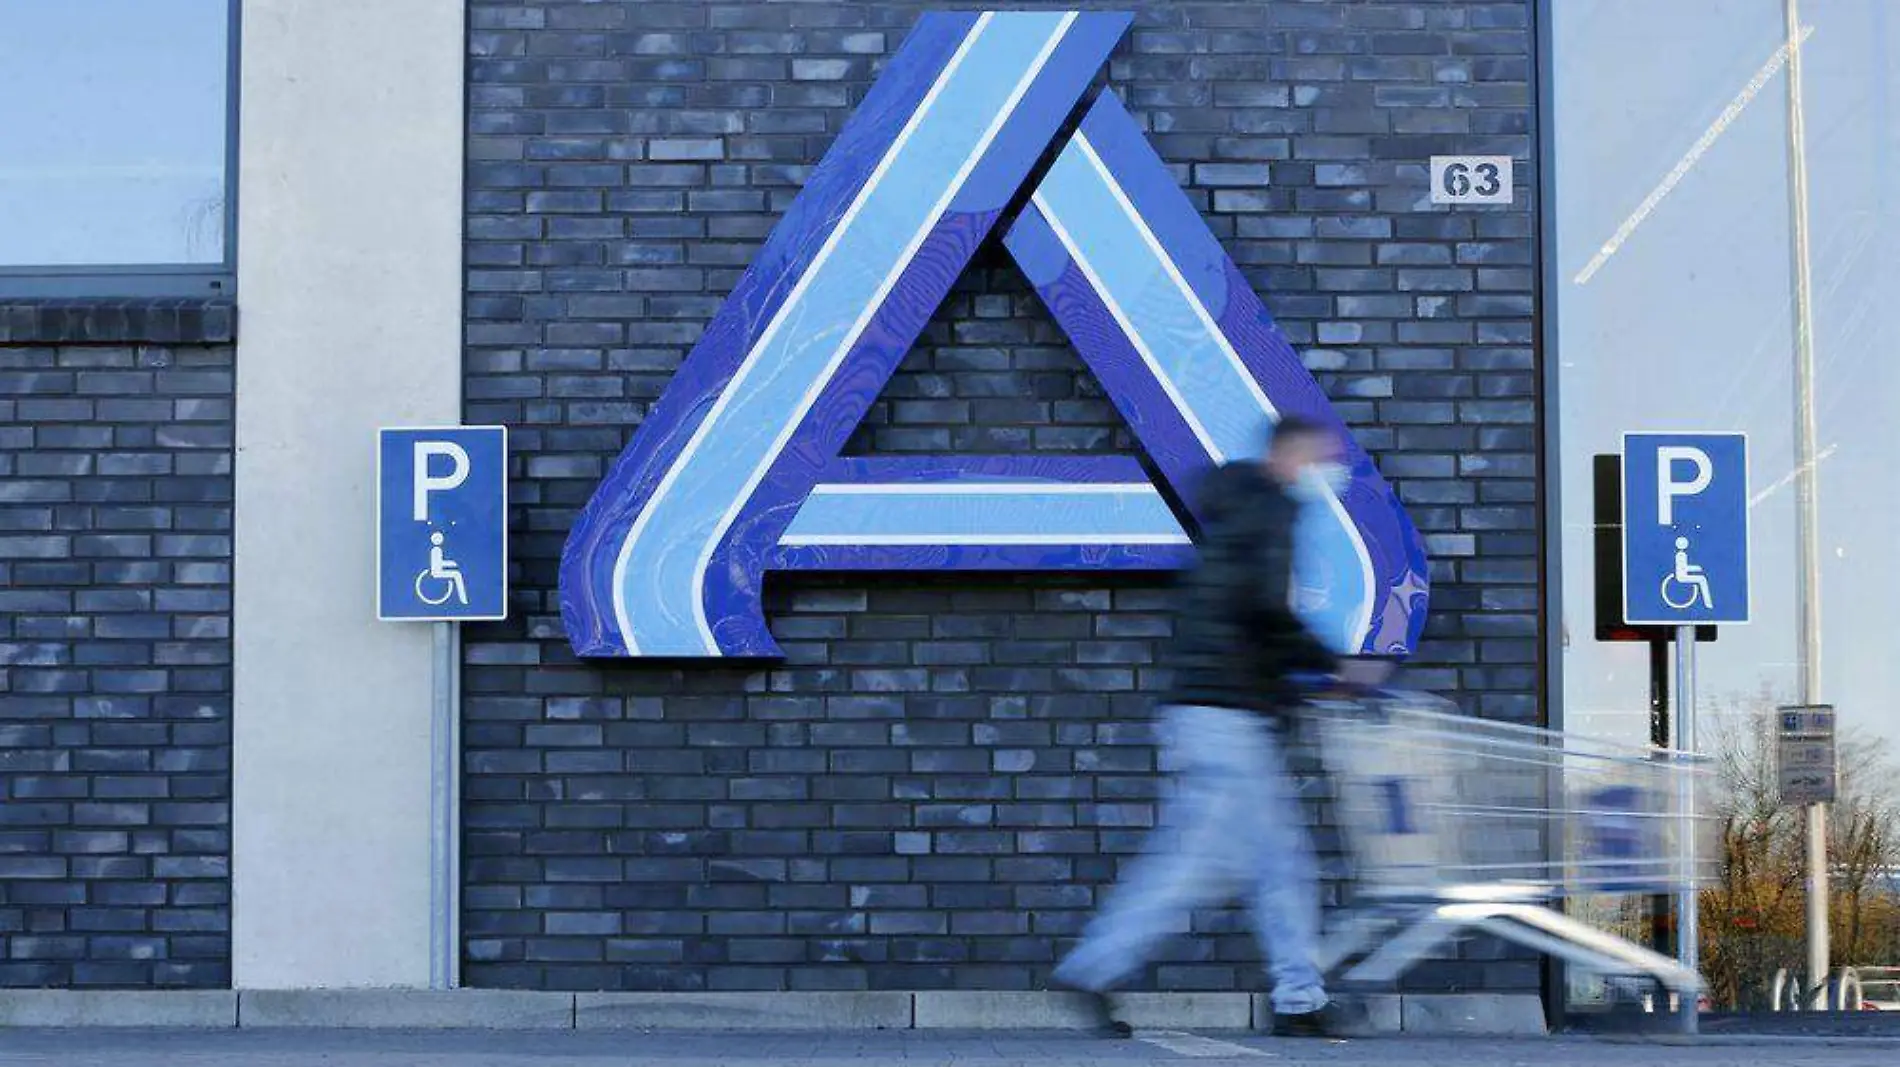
left=414, top=531, right=468, bottom=607
left=1659, top=536, right=1712, bottom=611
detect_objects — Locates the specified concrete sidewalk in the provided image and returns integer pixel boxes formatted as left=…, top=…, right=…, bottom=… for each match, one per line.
left=4, top=1030, right=1900, bottom=1067
left=0, top=990, right=1545, bottom=1035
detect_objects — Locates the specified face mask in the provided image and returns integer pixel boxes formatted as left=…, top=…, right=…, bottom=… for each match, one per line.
left=1294, top=462, right=1349, bottom=502
left=1290, top=469, right=1325, bottom=504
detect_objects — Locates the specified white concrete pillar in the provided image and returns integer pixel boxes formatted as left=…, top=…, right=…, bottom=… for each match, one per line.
left=232, top=0, right=465, bottom=988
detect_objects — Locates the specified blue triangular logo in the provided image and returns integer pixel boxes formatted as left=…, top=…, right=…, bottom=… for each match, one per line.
left=560, top=10, right=1428, bottom=658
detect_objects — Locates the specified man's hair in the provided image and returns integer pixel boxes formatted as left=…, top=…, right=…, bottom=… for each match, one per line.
left=1265, top=414, right=1331, bottom=455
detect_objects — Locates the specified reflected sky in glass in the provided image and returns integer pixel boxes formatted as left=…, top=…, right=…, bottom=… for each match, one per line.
left=1554, top=1, right=1900, bottom=752
left=0, top=0, right=229, bottom=267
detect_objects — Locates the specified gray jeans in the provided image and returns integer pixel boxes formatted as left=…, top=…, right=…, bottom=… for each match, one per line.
left=1053, top=704, right=1327, bottom=1014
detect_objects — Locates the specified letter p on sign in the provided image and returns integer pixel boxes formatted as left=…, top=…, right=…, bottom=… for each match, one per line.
left=1656, top=446, right=1712, bottom=526
left=414, top=442, right=470, bottom=521
left=1621, top=432, right=1749, bottom=626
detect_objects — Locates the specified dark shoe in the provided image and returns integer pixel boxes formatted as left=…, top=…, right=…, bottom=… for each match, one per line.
left=1080, top=990, right=1134, bottom=1039
left=1054, top=982, right=1132, bottom=1038
left=1272, top=1006, right=1339, bottom=1038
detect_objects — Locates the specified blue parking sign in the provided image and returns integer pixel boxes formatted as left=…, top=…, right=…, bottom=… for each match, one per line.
left=1622, top=432, right=1749, bottom=626
left=378, top=427, right=508, bottom=622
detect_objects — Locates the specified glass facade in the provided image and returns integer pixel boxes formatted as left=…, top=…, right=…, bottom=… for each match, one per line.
left=0, top=0, right=233, bottom=283
left=1551, top=0, right=1900, bottom=1010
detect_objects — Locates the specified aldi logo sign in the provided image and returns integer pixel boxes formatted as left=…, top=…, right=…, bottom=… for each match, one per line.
left=559, top=10, right=1428, bottom=659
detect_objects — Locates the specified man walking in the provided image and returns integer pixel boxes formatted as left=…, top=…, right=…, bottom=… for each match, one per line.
left=1053, top=416, right=1347, bottom=1038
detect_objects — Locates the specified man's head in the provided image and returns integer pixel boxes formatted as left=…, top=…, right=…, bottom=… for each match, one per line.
left=1262, top=415, right=1344, bottom=490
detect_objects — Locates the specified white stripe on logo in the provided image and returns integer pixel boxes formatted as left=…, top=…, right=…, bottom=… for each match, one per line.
left=804, top=482, right=1156, bottom=497
left=1030, top=191, right=1224, bottom=464
left=777, top=533, right=1194, bottom=547
left=1072, top=132, right=1279, bottom=424
left=685, top=12, right=1079, bottom=653
left=1045, top=130, right=1378, bottom=649
left=610, top=14, right=1001, bottom=654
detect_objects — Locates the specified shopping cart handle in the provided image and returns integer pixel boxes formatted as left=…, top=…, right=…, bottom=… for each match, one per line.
left=1290, top=677, right=1422, bottom=708
left=1292, top=656, right=1404, bottom=696
left=1289, top=672, right=1381, bottom=698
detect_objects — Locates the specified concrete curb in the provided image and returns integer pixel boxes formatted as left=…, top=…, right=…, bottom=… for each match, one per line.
left=1114, top=993, right=1253, bottom=1031
left=0, top=991, right=237, bottom=1029
left=0, top=990, right=1545, bottom=1034
left=914, top=991, right=1103, bottom=1030
left=907, top=991, right=1249, bottom=1030
left=1401, top=993, right=1547, bottom=1036
left=576, top=992, right=912, bottom=1031
left=1277, top=993, right=1405, bottom=1036
left=238, top=989, right=573, bottom=1029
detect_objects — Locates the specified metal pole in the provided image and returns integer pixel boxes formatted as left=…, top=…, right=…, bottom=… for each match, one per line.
left=1782, top=0, right=1829, bottom=1008
left=1674, top=625, right=1699, bottom=1033
left=1648, top=639, right=1672, bottom=958
left=430, top=622, right=455, bottom=990
left=1805, top=804, right=1829, bottom=1007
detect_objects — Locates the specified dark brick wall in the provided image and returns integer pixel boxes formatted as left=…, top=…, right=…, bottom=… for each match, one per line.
left=463, top=0, right=1539, bottom=993
left=0, top=341, right=233, bottom=988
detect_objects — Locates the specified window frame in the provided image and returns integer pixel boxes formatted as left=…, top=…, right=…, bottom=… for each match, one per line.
left=0, top=0, right=241, bottom=300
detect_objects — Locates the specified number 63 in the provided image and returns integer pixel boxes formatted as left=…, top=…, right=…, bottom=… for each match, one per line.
left=1442, top=161, right=1502, bottom=198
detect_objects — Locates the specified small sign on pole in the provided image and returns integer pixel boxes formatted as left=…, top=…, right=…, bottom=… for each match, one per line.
left=1621, top=432, right=1750, bottom=626
left=1778, top=704, right=1838, bottom=806
left=377, top=426, right=509, bottom=622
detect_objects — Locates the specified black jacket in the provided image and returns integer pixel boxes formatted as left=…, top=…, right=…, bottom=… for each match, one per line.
left=1166, top=462, right=1338, bottom=713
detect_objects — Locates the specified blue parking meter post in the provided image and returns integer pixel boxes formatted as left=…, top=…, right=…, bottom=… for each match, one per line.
left=1621, top=433, right=1750, bottom=627
left=377, top=427, right=509, bottom=622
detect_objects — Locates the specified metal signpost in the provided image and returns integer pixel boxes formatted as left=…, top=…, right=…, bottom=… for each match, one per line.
left=377, top=426, right=508, bottom=989
left=1778, top=702, right=1838, bottom=1013
left=1777, top=706, right=1837, bottom=807
left=1622, top=432, right=1750, bottom=1032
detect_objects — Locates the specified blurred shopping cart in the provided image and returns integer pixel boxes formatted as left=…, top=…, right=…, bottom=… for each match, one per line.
left=1306, top=687, right=1717, bottom=996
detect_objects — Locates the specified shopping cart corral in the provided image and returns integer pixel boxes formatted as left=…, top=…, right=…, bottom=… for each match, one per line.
left=1306, top=688, right=1718, bottom=998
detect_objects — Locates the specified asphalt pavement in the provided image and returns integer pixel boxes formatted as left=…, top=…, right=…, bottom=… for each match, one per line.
left=4, top=1029, right=1900, bottom=1067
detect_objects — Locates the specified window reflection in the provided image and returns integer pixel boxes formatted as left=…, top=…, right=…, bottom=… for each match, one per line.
left=1553, top=0, right=1900, bottom=1011
left=0, top=0, right=231, bottom=269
